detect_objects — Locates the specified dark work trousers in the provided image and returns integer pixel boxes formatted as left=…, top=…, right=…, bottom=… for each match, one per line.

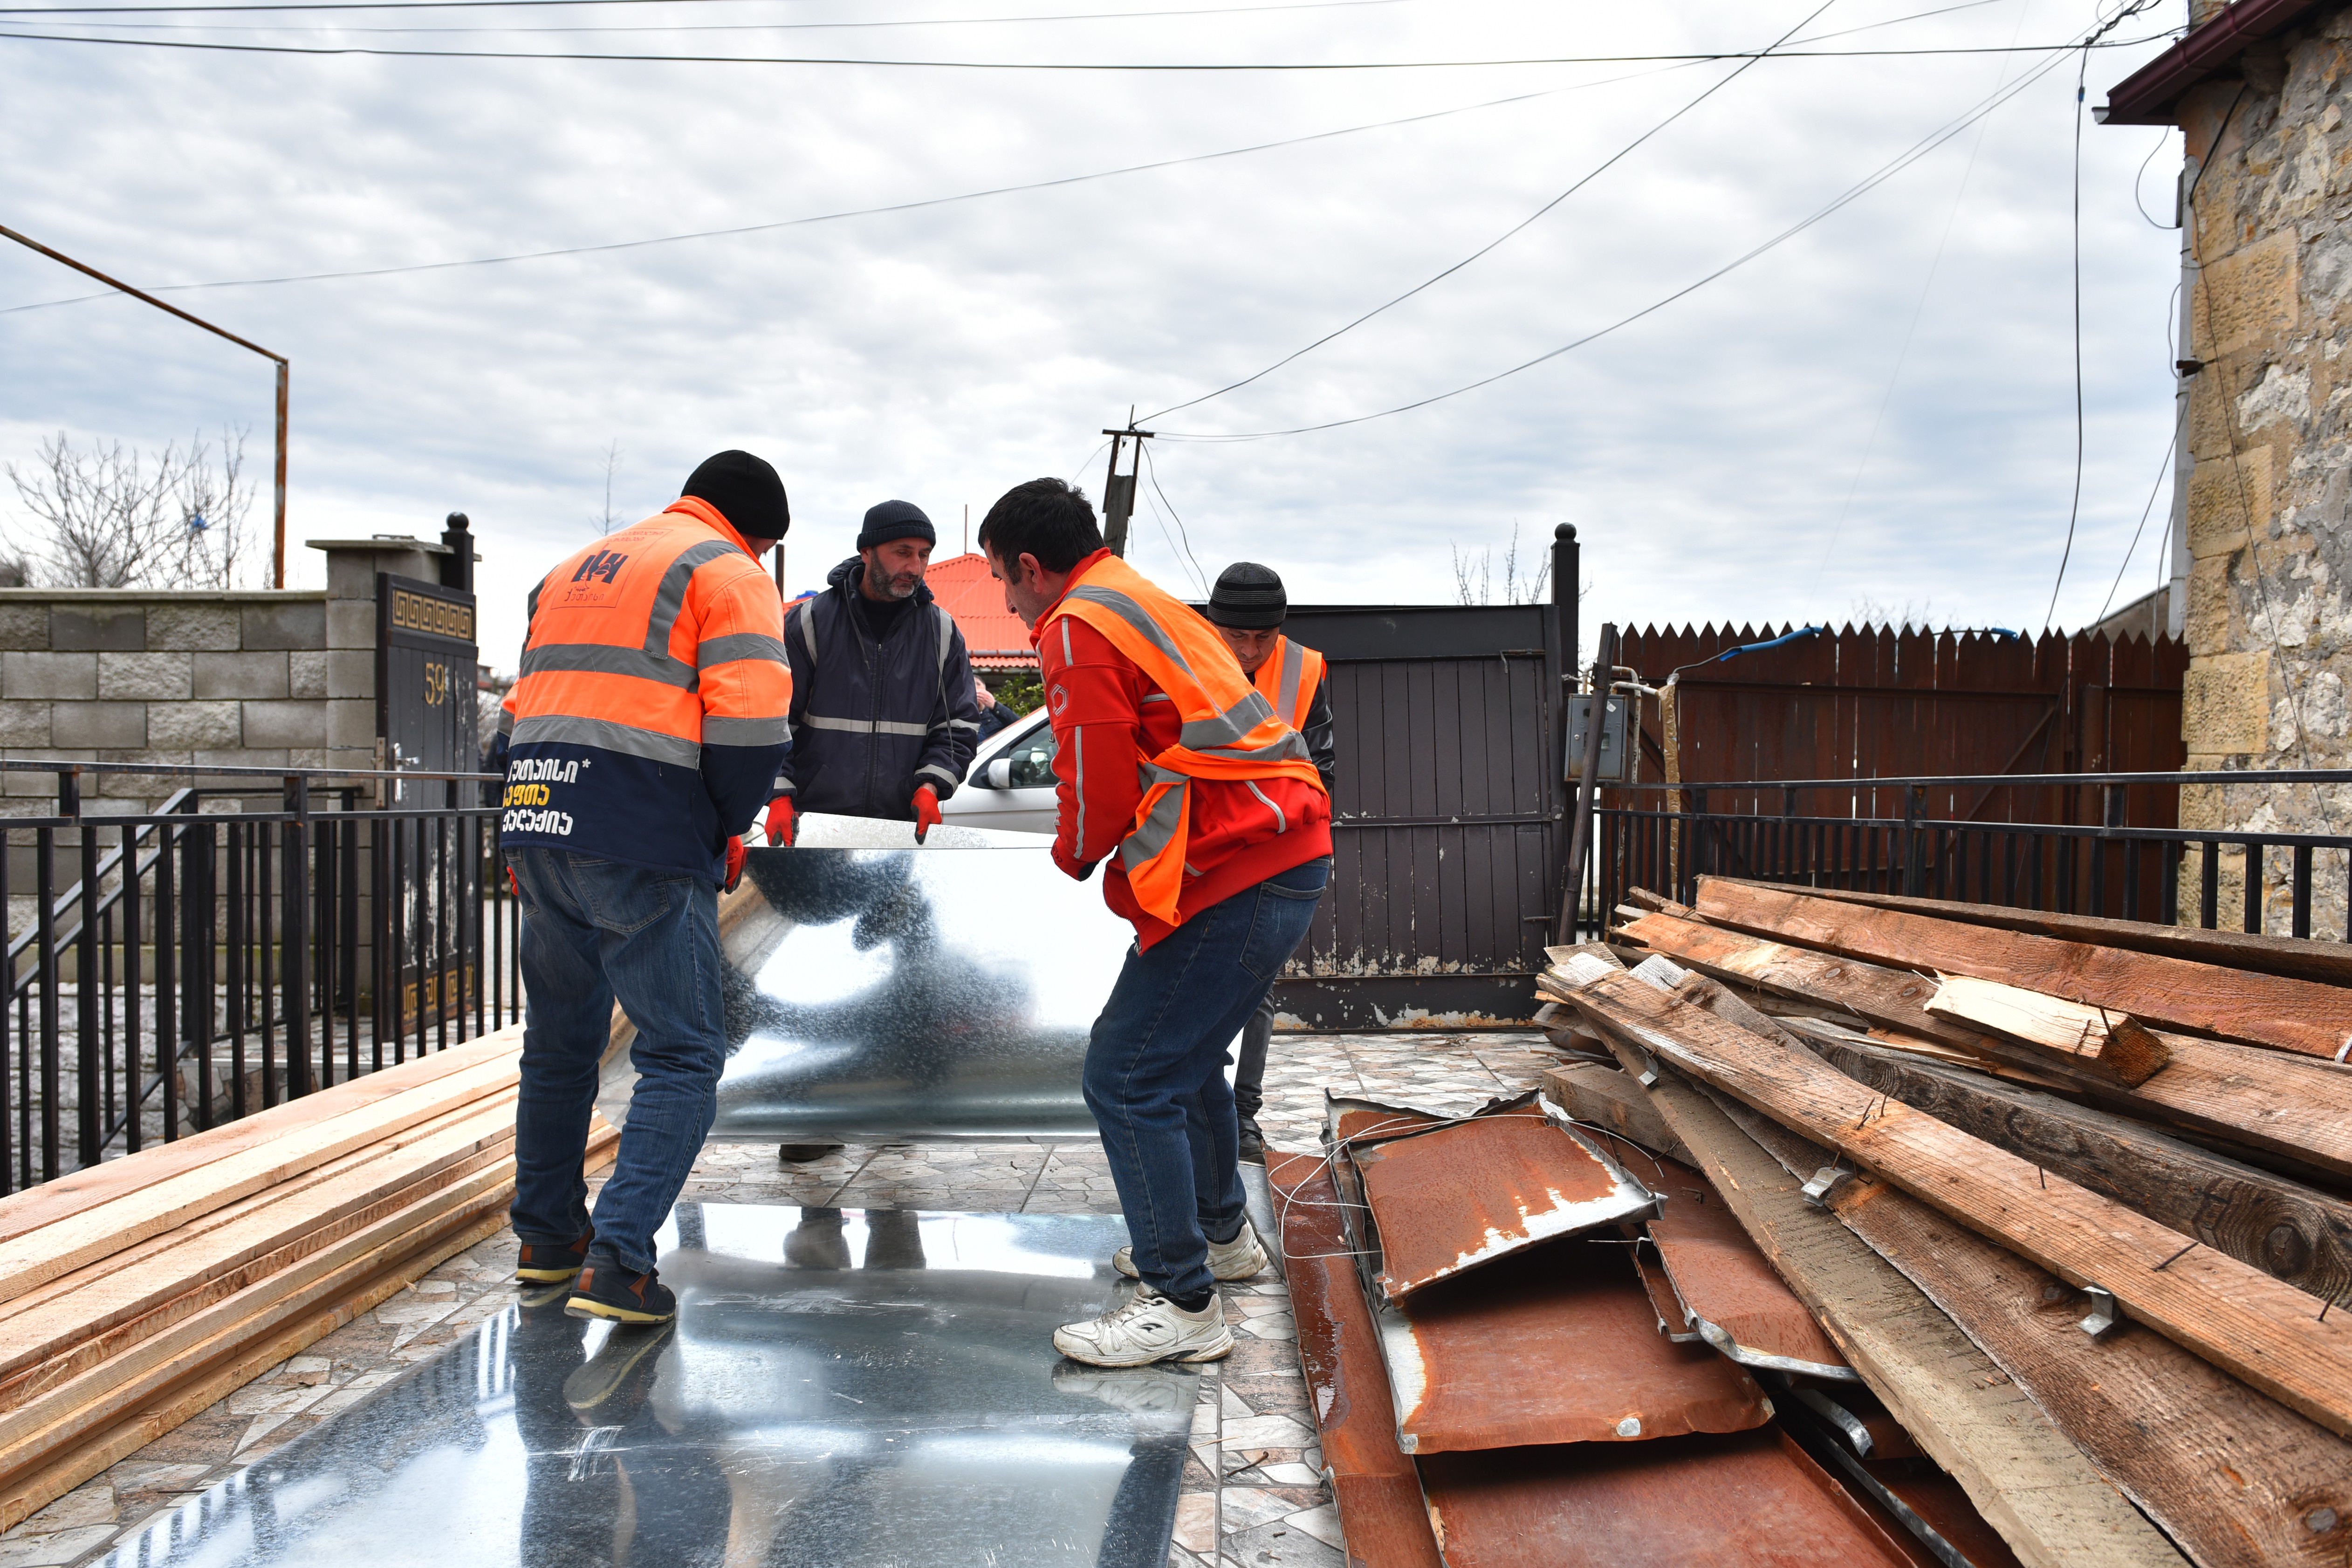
left=1231, top=929, right=1312, bottom=1124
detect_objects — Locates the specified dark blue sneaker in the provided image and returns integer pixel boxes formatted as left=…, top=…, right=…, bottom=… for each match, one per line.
left=515, top=1228, right=594, bottom=1285
left=566, top=1253, right=677, bottom=1324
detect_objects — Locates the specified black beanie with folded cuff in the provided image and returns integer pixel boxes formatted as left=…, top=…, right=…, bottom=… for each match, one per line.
left=683, top=450, right=790, bottom=542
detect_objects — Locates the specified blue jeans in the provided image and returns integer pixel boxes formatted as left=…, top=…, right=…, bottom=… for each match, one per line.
left=506, top=847, right=726, bottom=1276
left=1083, top=856, right=1331, bottom=1301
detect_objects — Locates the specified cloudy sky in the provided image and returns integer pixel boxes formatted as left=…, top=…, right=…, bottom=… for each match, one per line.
left=0, top=0, right=2191, bottom=669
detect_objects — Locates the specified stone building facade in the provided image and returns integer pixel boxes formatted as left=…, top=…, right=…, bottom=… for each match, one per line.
left=2104, top=0, right=2352, bottom=935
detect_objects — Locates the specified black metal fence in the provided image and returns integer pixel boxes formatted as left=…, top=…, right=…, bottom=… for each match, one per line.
left=1578, top=770, right=2352, bottom=943
left=2, top=760, right=520, bottom=1196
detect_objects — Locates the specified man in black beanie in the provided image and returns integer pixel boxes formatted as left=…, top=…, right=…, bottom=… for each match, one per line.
left=764, top=499, right=979, bottom=850
left=1203, top=562, right=1336, bottom=1162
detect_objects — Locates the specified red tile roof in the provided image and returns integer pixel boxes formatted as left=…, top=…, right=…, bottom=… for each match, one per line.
left=926, top=552, right=1040, bottom=670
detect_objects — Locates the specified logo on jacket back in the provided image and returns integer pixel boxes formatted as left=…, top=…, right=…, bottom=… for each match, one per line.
left=553, top=549, right=630, bottom=609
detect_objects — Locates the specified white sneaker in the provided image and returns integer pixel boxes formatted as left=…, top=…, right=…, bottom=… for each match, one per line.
left=1054, top=1287, right=1235, bottom=1367
left=1113, top=1226, right=1268, bottom=1283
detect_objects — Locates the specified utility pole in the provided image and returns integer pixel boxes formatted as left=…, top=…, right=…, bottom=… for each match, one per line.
left=1099, top=418, right=1154, bottom=557
left=1, top=223, right=292, bottom=588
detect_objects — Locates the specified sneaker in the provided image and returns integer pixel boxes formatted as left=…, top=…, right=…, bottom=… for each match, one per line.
left=1238, top=1117, right=1267, bottom=1165
left=516, top=1229, right=594, bottom=1284
left=1054, top=1286, right=1234, bottom=1367
left=1113, top=1225, right=1268, bottom=1284
left=565, top=1254, right=678, bottom=1325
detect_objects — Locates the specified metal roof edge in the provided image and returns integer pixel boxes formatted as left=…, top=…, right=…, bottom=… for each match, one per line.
left=2098, top=0, right=2335, bottom=125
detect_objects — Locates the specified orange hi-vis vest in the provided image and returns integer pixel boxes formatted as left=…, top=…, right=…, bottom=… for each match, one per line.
left=1251, top=635, right=1325, bottom=731
left=1042, top=553, right=1326, bottom=923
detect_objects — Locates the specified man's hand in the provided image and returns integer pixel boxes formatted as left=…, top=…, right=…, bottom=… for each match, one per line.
left=765, top=796, right=796, bottom=848
left=912, top=784, right=942, bottom=844
left=725, top=835, right=747, bottom=893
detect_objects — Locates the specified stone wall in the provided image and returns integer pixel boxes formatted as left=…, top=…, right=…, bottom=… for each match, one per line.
left=2170, top=6, right=2352, bottom=936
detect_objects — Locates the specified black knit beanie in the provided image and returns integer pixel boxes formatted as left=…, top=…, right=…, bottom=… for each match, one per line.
left=857, top=500, right=936, bottom=551
left=1206, top=561, right=1286, bottom=629
left=682, top=451, right=790, bottom=541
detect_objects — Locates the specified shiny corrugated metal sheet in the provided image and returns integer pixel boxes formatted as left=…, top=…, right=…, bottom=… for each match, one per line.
left=1268, top=1151, right=1446, bottom=1568
left=1417, top=1428, right=1937, bottom=1568
left=1353, top=1108, right=1659, bottom=1301
left=1645, top=1157, right=1855, bottom=1380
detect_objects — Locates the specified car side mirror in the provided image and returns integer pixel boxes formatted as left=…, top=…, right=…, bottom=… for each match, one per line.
left=984, top=757, right=1014, bottom=790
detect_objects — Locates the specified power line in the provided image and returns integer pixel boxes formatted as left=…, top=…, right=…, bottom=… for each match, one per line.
left=1139, top=442, right=1207, bottom=595
left=2042, top=48, right=2090, bottom=631
left=2091, top=423, right=2178, bottom=628
left=1143, top=1, right=1833, bottom=424
left=1155, top=29, right=2091, bottom=443
left=4, top=68, right=1685, bottom=314
left=0, top=27, right=2177, bottom=68
left=0, top=0, right=1425, bottom=24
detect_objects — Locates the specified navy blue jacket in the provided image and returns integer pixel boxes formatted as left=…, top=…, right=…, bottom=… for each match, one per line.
left=776, top=558, right=980, bottom=819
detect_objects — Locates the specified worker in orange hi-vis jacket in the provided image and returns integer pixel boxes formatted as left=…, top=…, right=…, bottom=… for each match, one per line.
left=498, top=450, right=793, bottom=1327
left=978, top=477, right=1331, bottom=1369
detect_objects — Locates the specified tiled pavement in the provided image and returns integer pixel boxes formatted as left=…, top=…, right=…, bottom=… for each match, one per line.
left=0, top=1030, right=1563, bottom=1568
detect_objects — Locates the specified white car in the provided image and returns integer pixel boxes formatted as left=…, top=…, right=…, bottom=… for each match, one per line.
left=940, top=708, right=1058, bottom=835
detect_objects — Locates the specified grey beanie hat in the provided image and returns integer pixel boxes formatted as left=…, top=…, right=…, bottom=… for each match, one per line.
left=1205, top=561, right=1286, bottom=629
left=857, top=500, right=936, bottom=551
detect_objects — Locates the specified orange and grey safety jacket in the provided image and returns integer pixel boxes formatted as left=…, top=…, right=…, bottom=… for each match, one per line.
left=1250, top=634, right=1336, bottom=795
left=498, top=497, right=791, bottom=883
left=1039, top=550, right=1330, bottom=938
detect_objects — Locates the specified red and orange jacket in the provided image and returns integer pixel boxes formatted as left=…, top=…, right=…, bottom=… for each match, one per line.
left=1036, top=549, right=1331, bottom=948
left=498, top=498, right=791, bottom=883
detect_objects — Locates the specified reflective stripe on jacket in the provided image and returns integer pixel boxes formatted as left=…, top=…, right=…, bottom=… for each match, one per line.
left=1040, top=551, right=1327, bottom=928
left=1252, top=635, right=1337, bottom=795
left=775, top=556, right=980, bottom=819
left=499, top=497, right=790, bottom=882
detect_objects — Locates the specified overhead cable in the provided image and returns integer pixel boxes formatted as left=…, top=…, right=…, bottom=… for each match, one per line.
left=1142, top=1, right=1833, bottom=423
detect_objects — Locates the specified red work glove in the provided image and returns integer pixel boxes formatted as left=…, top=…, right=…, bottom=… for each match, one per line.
left=765, top=796, right=796, bottom=848
left=912, top=785, right=942, bottom=844
left=506, top=864, right=521, bottom=899
left=724, top=835, right=747, bottom=893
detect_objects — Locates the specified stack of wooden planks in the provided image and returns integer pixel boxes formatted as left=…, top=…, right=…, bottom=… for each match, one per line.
left=0, top=1022, right=616, bottom=1532
left=1539, top=875, right=2352, bottom=1568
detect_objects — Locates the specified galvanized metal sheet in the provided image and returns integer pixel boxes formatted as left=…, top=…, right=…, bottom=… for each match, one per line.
left=1323, top=1096, right=1769, bottom=1455
left=709, top=820, right=1135, bottom=1143
left=1352, top=1100, right=1657, bottom=1301
left=1417, top=1428, right=1938, bottom=1568
left=1268, top=1150, right=1445, bottom=1568
left=1645, top=1157, right=1857, bottom=1382
left=101, top=1204, right=1193, bottom=1568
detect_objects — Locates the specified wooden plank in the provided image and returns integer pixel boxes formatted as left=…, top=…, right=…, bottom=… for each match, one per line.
left=0, top=1115, right=616, bottom=1490
left=1624, top=909, right=2352, bottom=1182
left=1714, top=877, right=2352, bottom=990
left=0, top=1093, right=522, bottom=1394
left=1694, top=877, right=2352, bottom=1062
left=1540, top=1063, right=1695, bottom=1167
left=0, top=1048, right=523, bottom=1306
left=1925, top=974, right=2169, bottom=1088
left=0, top=1198, right=514, bottom=1533
left=1561, top=965, right=2352, bottom=1440
left=1710, top=1091, right=2345, bottom=1568
left=1583, top=1033, right=2179, bottom=1568
left=1805, top=1034, right=2352, bottom=1305
left=0, top=1023, right=523, bottom=1248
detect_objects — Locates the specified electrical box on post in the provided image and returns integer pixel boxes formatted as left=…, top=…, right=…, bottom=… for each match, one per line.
left=1564, top=693, right=1633, bottom=784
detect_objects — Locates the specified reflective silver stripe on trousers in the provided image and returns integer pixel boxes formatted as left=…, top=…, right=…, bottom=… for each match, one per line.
left=698, top=632, right=789, bottom=668
left=521, top=641, right=697, bottom=690
left=511, top=714, right=699, bottom=767
left=1244, top=779, right=1287, bottom=834
left=642, top=539, right=742, bottom=658
left=800, top=713, right=933, bottom=737
left=1277, top=640, right=1307, bottom=724
left=1064, top=585, right=1200, bottom=683
left=704, top=714, right=792, bottom=746
left=1119, top=775, right=1187, bottom=874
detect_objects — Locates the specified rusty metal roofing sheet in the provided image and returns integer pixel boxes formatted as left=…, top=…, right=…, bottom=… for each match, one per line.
left=1322, top=1100, right=1768, bottom=1455
left=1352, top=1102, right=1659, bottom=1302
left=1644, top=1157, right=1856, bottom=1382
left=1267, top=1151, right=1445, bottom=1568
left=1418, top=1428, right=1938, bottom=1568
left=1632, top=1240, right=1703, bottom=1343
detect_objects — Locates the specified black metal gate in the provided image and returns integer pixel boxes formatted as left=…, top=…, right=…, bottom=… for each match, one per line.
left=1273, top=599, right=1569, bottom=1029
left=376, top=572, right=480, bottom=1032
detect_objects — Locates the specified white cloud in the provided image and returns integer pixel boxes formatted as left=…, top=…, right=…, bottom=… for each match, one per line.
left=0, top=0, right=2188, bottom=668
